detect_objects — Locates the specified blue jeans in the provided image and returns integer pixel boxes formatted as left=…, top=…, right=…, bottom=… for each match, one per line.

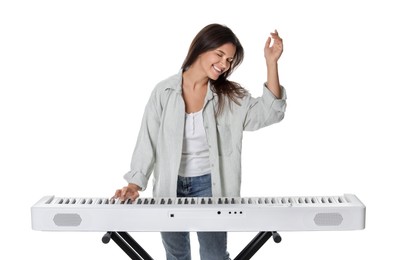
left=161, top=174, right=230, bottom=260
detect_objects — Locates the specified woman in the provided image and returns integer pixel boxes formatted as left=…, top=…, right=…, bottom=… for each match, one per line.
left=114, top=23, right=286, bottom=260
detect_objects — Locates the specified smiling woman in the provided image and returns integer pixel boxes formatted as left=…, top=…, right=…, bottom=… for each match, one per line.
left=183, top=43, right=238, bottom=114
left=181, top=24, right=248, bottom=116
left=113, top=23, right=287, bottom=260
left=194, top=43, right=236, bottom=81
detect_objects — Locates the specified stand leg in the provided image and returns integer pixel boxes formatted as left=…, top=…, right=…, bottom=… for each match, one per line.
left=118, top=232, right=154, bottom=260
left=234, top=231, right=281, bottom=260
left=102, top=232, right=154, bottom=260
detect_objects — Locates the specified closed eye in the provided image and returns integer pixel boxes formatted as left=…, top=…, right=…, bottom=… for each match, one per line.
left=215, top=50, right=233, bottom=64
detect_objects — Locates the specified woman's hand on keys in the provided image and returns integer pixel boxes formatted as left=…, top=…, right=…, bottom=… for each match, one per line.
left=113, top=183, right=141, bottom=202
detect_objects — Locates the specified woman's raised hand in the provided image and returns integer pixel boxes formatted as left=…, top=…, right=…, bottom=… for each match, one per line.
left=264, top=29, right=283, bottom=64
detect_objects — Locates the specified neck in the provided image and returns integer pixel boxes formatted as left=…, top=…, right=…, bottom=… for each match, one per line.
left=182, top=66, right=209, bottom=90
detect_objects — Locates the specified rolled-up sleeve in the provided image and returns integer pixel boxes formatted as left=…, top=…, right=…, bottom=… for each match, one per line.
left=243, top=83, right=287, bottom=131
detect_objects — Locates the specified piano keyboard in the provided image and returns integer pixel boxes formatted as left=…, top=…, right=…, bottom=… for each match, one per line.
left=31, top=194, right=365, bottom=232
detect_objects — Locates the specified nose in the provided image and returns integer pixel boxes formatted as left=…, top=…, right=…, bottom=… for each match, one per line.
left=220, top=60, right=228, bottom=72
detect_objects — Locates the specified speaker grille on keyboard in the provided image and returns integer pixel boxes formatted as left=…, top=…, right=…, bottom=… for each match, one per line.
left=53, top=213, right=82, bottom=226
left=314, top=213, right=343, bottom=226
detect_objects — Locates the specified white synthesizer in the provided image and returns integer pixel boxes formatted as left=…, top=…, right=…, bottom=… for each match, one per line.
left=31, top=194, right=365, bottom=232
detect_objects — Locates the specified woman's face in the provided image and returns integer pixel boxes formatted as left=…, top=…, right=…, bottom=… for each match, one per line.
left=197, top=43, right=236, bottom=80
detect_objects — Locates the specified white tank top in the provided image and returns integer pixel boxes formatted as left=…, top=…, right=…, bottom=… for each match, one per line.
left=178, top=109, right=211, bottom=177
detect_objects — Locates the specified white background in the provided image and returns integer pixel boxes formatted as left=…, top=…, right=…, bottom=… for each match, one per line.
left=1, top=0, right=392, bottom=259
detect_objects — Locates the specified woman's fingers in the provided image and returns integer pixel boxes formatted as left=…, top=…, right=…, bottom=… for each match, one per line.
left=113, top=186, right=140, bottom=201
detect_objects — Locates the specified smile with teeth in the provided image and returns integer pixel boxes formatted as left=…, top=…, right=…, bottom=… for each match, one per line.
left=213, top=65, right=224, bottom=74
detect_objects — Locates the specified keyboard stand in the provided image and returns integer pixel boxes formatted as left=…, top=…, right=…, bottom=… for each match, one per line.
left=234, top=231, right=281, bottom=260
left=102, top=231, right=281, bottom=260
left=102, top=231, right=153, bottom=260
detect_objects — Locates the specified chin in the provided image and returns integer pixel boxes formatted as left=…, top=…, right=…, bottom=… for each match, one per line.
left=208, top=72, right=221, bottom=81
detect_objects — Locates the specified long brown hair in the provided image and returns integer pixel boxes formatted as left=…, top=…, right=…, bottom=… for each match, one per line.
left=181, top=24, right=248, bottom=115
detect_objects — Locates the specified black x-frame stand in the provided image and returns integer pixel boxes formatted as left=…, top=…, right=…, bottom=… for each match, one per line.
left=102, top=231, right=281, bottom=260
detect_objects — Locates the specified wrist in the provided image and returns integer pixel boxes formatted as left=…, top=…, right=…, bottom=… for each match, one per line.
left=266, top=60, right=278, bottom=67
left=128, top=183, right=142, bottom=190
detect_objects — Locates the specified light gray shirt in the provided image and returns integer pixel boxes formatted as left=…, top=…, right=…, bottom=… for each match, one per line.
left=124, top=71, right=287, bottom=197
